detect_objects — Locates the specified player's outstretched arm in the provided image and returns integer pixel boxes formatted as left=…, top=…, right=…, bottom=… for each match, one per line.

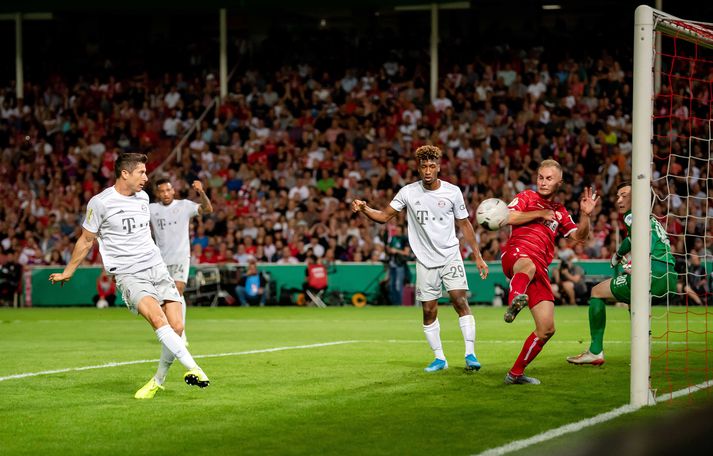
left=456, top=217, right=489, bottom=279
left=507, top=209, right=555, bottom=226
left=570, top=187, right=598, bottom=242
left=193, top=180, right=213, bottom=215
left=48, top=228, right=97, bottom=286
left=351, top=199, right=398, bottom=224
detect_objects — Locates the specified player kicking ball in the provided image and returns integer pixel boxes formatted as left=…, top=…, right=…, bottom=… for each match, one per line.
left=501, top=160, right=597, bottom=384
left=49, top=153, right=210, bottom=399
left=567, top=181, right=677, bottom=366
left=353, top=145, right=489, bottom=373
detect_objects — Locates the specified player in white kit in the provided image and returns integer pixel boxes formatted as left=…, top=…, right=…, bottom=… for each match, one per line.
left=49, top=153, right=210, bottom=399
left=352, top=145, right=489, bottom=372
left=150, top=178, right=213, bottom=345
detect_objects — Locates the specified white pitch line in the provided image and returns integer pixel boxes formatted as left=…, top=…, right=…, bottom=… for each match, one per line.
left=654, top=379, right=713, bottom=402
left=379, top=339, right=704, bottom=345
left=0, top=340, right=358, bottom=383
left=473, top=404, right=640, bottom=456
left=473, top=378, right=713, bottom=456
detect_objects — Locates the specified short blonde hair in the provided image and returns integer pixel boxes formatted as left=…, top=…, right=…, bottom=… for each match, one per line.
left=538, top=159, right=562, bottom=175
left=415, top=145, right=442, bottom=162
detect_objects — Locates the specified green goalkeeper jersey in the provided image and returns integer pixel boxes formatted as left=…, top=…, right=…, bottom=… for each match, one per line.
left=617, top=210, right=676, bottom=265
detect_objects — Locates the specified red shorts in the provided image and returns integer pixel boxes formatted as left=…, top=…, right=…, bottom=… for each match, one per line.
left=501, top=249, right=554, bottom=308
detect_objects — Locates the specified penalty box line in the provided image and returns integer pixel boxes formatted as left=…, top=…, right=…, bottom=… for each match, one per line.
left=0, top=340, right=360, bottom=383
left=473, top=378, right=713, bottom=456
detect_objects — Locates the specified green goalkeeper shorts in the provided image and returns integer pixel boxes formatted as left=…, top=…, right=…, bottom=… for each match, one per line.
left=610, top=261, right=678, bottom=303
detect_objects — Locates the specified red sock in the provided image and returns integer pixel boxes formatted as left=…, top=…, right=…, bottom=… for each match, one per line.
left=509, top=332, right=548, bottom=377
left=508, top=272, right=531, bottom=306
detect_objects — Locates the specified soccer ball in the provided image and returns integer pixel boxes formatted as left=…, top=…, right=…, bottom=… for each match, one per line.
left=476, top=198, right=509, bottom=231
left=96, top=298, right=109, bottom=309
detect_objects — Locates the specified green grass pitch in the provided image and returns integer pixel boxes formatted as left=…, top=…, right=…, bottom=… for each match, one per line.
left=0, top=305, right=710, bottom=455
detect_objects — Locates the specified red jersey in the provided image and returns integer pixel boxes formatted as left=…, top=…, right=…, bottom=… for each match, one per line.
left=505, top=189, right=577, bottom=269
left=307, top=264, right=328, bottom=290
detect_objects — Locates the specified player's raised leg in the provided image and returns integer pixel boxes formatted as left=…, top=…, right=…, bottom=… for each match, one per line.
left=504, top=257, right=535, bottom=323
left=137, top=296, right=209, bottom=388
left=135, top=299, right=186, bottom=399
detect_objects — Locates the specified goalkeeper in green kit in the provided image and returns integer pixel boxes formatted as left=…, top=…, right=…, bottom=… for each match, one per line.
left=567, top=182, right=677, bottom=365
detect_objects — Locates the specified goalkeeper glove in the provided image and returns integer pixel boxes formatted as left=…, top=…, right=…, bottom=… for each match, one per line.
left=610, top=253, right=622, bottom=268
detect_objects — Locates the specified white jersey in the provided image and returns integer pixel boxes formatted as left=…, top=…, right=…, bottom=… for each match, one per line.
left=390, top=180, right=469, bottom=268
left=82, top=187, right=164, bottom=275
left=149, top=199, right=200, bottom=265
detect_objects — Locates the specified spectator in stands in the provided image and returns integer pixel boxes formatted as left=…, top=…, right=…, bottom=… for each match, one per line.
left=552, top=258, right=588, bottom=306
left=235, top=259, right=269, bottom=307
left=190, top=244, right=203, bottom=265
left=0, top=249, right=22, bottom=306
left=93, top=269, right=117, bottom=308
left=386, top=224, right=411, bottom=305
left=277, top=246, right=299, bottom=264
left=0, top=28, right=693, bottom=287
left=556, top=238, right=576, bottom=262
left=303, top=255, right=328, bottom=296
left=679, top=251, right=708, bottom=306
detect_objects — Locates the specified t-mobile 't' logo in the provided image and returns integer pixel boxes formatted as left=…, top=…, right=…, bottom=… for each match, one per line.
left=415, top=210, right=429, bottom=225
left=121, top=217, right=137, bottom=234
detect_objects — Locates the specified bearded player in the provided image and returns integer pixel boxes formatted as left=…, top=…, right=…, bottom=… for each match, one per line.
left=49, top=153, right=210, bottom=399
left=502, top=159, right=597, bottom=384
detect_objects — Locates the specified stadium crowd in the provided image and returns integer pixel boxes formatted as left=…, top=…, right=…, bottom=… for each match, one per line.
left=0, top=40, right=711, bottom=304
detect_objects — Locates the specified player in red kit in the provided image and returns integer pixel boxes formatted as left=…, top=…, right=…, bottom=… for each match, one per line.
left=501, top=159, right=597, bottom=385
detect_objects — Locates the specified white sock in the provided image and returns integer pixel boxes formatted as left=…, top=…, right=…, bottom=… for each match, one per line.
left=180, top=295, right=188, bottom=344
left=154, top=343, right=175, bottom=385
left=459, top=314, right=476, bottom=356
left=423, top=319, right=445, bottom=360
left=155, top=325, right=198, bottom=371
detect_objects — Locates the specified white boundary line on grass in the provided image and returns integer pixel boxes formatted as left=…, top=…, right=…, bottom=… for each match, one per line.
left=0, top=340, right=359, bottom=383
left=473, top=378, right=713, bottom=456
left=3, top=338, right=704, bottom=383
left=654, top=379, right=713, bottom=401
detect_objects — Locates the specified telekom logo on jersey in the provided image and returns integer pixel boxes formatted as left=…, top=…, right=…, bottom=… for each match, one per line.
left=542, top=211, right=563, bottom=232
left=121, top=217, right=137, bottom=234
left=543, top=219, right=558, bottom=233
left=415, top=210, right=429, bottom=225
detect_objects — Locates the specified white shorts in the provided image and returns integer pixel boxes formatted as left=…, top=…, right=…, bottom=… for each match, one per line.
left=115, top=263, right=182, bottom=314
left=415, top=256, right=469, bottom=302
left=166, top=259, right=190, bottom=284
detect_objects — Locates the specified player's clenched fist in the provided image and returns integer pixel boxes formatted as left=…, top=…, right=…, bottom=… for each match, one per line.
left=192, top=180, right=204, bottom=193
left=352, top=199, right=367, bottom=213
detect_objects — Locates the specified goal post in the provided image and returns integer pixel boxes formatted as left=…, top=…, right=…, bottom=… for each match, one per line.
left=632, top=5, right=713, bottom=407
left=631, top=4, right=654, bottom=408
